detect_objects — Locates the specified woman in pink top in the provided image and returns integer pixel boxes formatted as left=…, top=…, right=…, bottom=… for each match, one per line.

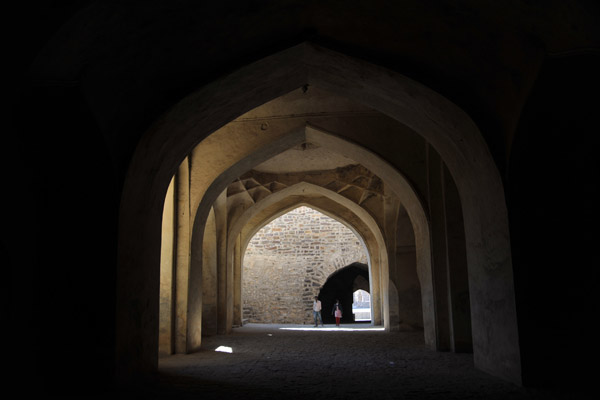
left=332, top=299, right=343, bottom=326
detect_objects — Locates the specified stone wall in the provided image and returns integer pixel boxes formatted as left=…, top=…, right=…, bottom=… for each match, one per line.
left=242, top=206, right=367, bottom=324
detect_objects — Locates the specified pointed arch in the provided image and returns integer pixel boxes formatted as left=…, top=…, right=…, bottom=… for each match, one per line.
left=241, top=205, right=367, bottom=325
left=228, top=187, right=389, bottom=328
left=186, top=127, right=433, bottom=345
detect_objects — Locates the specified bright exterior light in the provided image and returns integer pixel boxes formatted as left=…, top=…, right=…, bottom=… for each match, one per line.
left=279, top=326, right=384, bottom=332
left=215, top=346, right=233, bottom=353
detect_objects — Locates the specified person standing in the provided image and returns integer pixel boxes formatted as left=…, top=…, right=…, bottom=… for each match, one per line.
left=332, top=299, right=343, bottom=326
left=313, top=296, right=323, bottom=327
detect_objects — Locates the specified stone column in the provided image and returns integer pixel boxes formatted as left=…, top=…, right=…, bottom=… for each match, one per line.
left=159, top=177, right=175, bottom=356
left=384, top=195, right=399, bottom=330
left=233, top=234, right=243, bottom=327
left=394, top=205, right=422, bottom=330
left=443, top=165, right=473, bottom=353
left=225, top=234, right=235, bottom=332
left=174, top=158, right=190, bottom=353
left=427, top=145, right=452, bottom=351
left=214, top=190, right=229, bottom=334
left=370, top=248, right=382, bottom=325
left=202, top=207, right=218, bottom=336
left=187, top=202, right=204, bottom=351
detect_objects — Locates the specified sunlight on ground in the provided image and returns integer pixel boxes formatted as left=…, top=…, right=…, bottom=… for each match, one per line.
left=215, top=346, right=233, bottom=353
left=279, top=326, right=385, bottom=332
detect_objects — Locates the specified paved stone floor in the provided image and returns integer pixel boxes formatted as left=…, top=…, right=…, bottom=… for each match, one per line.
left=131, top=323, right=590, bottom=399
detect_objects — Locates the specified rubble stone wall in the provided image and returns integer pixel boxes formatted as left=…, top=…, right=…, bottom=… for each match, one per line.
left=243, top=206, right=367, bottom=323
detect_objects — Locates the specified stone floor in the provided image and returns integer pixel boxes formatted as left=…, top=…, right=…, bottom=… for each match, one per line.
left=126, top=323, right=590, bottom=399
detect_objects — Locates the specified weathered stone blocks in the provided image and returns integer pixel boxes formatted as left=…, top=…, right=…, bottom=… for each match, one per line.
left=243, top=206, right=367, bottom=323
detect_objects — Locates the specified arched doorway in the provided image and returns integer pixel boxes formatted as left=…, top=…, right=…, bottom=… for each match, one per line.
left=352, top=288, right=371, bottom=322
left=318, top=262, right=369, bottom=325
left=242, top=206, right=368, bottom=324
left=226, top=183, right=392, bottom=331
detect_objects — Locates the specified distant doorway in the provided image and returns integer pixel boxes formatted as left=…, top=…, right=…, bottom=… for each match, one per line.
left=318, top=262, right=370, bottom=325
left=242, top=206, right=367, bottom=324
left=353, top=289, right=371, bottom=322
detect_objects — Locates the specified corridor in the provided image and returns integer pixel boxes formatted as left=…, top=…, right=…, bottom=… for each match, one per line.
left=145, top=324, right=584, bottom=399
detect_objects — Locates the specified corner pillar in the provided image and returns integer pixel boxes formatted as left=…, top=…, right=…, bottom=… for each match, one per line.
left=174, top=158, right=191, bottom=354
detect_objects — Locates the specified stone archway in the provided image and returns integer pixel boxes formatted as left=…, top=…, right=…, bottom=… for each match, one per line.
left=318, top=263, right=369, bottom=325
left=188, top=124, right=435, bottom=336
left=117, top=42, right=520, bottom=385
left=231, top=191, right=388, bottom=328
left=187, top=126, right=431, bottom=340
left=242, top=206, right=367, bottom=325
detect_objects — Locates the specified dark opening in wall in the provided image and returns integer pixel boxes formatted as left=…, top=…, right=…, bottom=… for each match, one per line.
left=318, top=262, right=370, bottom=325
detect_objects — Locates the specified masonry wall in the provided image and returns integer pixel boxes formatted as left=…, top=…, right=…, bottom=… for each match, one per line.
left=242, top=206, right=368, bottom=324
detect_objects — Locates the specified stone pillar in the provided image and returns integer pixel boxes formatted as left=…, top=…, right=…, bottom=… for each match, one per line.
left=387, top=281, right=400, bottom=330
left=214, top=190, right=229, bottom=334
left=394, top=205, right=422, bottom=330
left=370, top=248, right=382, bottom=325
left=159, top=177, right=175, bottom=356
left=443, top=165, right=473, bottom=353
left=384, top=195, right=399, bottom=330
left=187, top=204, right=204, bottom=352
left=427, top=145, right=452, bottom=351
left=379, top=245, right=390, bottom=330
left=233, top=234, right=243, bottom=327
left=174, top=158, right=190, bottom=353
left=202, top=207, right=218, bottom=336
left=225, top=234, right=235, bottom=332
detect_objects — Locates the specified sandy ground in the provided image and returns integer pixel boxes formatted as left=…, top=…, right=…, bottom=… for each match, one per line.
left=124, top=323, right=591, bottom=399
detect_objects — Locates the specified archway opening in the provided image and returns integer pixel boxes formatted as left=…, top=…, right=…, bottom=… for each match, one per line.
left=318, top=262, right=370, bottom=325
left=352, top=289, right=371, bottom=322
left=242, top=206, right=368, bottom=325
left=157, top=84, right=438, bottom=357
